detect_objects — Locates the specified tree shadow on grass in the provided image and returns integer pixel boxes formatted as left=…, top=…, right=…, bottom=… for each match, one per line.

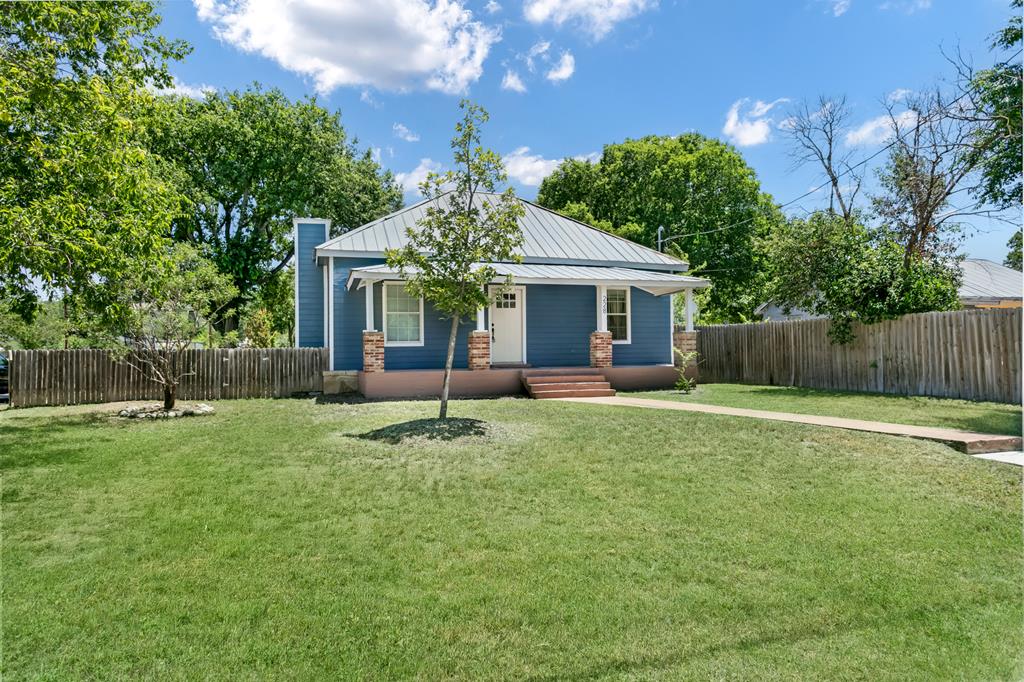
left=353, top=418, right=488, bottom=444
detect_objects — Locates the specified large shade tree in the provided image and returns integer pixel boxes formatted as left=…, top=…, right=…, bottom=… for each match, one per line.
left=0, top=1, right=189, bottom=319
left=536, top=135, right=781, bottom=322
left=147, top=87, right=403, bottom=327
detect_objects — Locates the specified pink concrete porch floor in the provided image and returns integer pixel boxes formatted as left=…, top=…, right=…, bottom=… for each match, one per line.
left=558, top=395, right=1023, bottom=457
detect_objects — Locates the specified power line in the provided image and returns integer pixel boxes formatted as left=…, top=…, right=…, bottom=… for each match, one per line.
left=660, top=48, right=1023, bottom=246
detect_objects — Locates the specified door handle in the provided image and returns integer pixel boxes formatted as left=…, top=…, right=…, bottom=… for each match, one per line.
left=491, top=322, right=495, bottom=342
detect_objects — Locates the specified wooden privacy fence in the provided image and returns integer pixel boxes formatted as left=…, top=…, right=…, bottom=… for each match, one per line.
left=696, top=308, right=1022, bottom=404
left=8, top=347, right=330, bottom=408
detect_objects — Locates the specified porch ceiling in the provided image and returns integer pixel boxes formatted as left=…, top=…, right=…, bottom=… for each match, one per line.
left=345, top=262, right=710, bottom=296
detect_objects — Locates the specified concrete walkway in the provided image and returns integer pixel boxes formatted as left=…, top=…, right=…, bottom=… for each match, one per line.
left=559, top=395, right=1023, bottom=457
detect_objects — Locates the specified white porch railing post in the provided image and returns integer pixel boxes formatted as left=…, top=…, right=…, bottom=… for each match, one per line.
left=364, top=281, right=375, bottom=332
left=685, top=288, right=695, bottom=332
left=477, top=286, right=486, bottom=332
left=596, top=285, right=607, bottom=332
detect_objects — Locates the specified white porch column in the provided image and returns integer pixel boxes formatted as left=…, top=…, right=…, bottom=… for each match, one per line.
left=477, top=286, right=487, bottom=331
left=596, top=285, right=608, bottom=331
left=364, top=280, right=375, bottom=331
left=684, top=288, right=695, bottom=332
left=327, top=257, right=335, bottom=371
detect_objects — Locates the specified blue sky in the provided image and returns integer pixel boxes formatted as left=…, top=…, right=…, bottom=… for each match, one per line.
left=157, top=0, right=1018, bottom=261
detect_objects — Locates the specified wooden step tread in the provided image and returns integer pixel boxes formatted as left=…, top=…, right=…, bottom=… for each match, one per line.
left=525, top=374, right=608, bottom=385
left=521, top=368, right=603, bottom=377
left=527, top=381, right=611, bottom=392
left=531, top=388, right=617, bottom=399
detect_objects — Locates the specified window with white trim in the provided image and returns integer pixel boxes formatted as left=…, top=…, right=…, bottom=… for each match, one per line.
left=606, top=288, right=630, bottom=342
left=383, top=283, right=423, bottom=346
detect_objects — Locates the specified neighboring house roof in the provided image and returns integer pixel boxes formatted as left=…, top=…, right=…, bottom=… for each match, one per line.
left=959, top=258, right=1022, bottom=302
left=316, top=192, right=687, bottom=272
left=347, top=262, right=710, bottom=296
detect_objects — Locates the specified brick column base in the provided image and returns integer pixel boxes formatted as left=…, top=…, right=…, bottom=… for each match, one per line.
left=590, top=331, right=613, bottom=368
left=362, top=331, right=384, bottom=373
left=468, top=330, right=491, bottom=370
left=673, top=330, right=698, bottom=367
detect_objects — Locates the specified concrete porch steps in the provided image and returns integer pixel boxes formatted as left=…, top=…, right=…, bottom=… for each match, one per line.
left=523, top=371, right=616, bottom=399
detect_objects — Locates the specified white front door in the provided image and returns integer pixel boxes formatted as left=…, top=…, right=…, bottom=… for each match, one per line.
left=489, top=286, right=525, bottom=364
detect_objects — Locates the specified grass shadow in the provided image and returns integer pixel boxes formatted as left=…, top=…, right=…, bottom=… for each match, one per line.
left=353, top=418, right=488, bottom=444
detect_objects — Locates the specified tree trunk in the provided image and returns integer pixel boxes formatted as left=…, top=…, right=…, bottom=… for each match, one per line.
left=438, top=315, right=460, bottom=419
left=163, top=384, right=176, bottom=411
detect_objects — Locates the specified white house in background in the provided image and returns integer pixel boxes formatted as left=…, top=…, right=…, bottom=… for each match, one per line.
left=756, top=258, right=1024, bottom=322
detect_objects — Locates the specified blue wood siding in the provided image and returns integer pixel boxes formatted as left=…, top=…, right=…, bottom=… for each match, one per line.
left=612, top=288, right=673, bottom=365
left=525, top=284, right=595, bottom=367
left=332, top=257, right=384, bottom=370
left=327, top=260, right=672, bottom=369
left=295, top=222, right=327, bottom=347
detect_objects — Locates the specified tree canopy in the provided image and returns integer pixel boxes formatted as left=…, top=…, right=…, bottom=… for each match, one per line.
left=765, top=212, right=961, bottom=343
left=0, top=1, right=189, bottom=319
left=536, top=135, right=781, bottom=322
left=146, top=87, right=403, bottom=324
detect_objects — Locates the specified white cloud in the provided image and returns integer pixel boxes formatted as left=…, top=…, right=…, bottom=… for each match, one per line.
left=721, top=98, right=787, bottom=147
left=830, top=0, right=851, bottom=16
left=879, top=0, right=931, bottom=12
left=393, top=122, right=420, bottom=142
left=523, top=0, right=656, bottom=39
left=574, top=151, right=600, bottom=163
left=525, top=40, right=550, bottom=72
left=485, top=0, right=501, bottom=12
left=886, top=88, right=913, bottom=102
left=503, top=147, right=562, bottom=186
left=152, top=78, right=215, bottom=99
left=545, top=51, right=575, bottom=82
left=370, top=146, right=382, bottom=163
left=395, top=158, right=442, bottom=194
left=845, top=110, right=917, bottom=145
left=193, top=0, right=501, bottom=95
left=501, top=69, right=527, bottom=92
left=360, top=89, right=380, bottom=107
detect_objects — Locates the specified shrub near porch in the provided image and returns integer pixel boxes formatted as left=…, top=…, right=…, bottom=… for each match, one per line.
left=2, top=399, right=1021, bottom=679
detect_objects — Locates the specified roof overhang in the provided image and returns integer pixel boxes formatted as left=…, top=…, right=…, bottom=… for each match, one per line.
left=345, top=263, right=710, bottom=297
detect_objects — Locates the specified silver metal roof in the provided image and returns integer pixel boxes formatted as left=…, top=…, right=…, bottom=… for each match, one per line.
left=959, top=258, right=1022, bottom=301
left=317, top=192, right=687, bottom=272
left=346, top=262, right=709, bottom=296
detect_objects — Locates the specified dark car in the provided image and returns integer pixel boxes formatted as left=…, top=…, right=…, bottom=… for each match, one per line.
left=0, top=351, right=8, bottom=402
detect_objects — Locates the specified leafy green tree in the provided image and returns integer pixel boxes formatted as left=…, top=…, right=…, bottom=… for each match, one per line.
left=106, top=244, right=237, bottom=409
left=0, top=2, right=189, bottom=320
left=766, top=211, right=961, bottom=343
left=1006, top=230, right=1022, bottom=270
left=147, top=87, right=403, bottom=326
left=967, top=0, right=1022, bottom=209
left=537, top=135, right=781, bottom=322
left=243, top=308, right=276, bottom=348
left=387, top=101, right=524, bottom=419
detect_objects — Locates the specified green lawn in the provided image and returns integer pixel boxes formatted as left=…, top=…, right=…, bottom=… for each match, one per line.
left=2, top=398, right=1021, bottom=679
left=629, top=383, right=1023, bottom=436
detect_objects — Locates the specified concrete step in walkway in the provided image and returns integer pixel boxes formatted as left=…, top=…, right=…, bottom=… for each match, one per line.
left=558, top=395, right=1022, bottom=456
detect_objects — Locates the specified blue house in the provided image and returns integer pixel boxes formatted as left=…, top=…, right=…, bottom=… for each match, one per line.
left=294, top=193, right=709, bottom=398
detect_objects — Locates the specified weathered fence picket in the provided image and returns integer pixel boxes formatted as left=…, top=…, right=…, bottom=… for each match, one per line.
left=8, top=348, right=329, bottom=408
left=695, top=308, right=1021, bottom=404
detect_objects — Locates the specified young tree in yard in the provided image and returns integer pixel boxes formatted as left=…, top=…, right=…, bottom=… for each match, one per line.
left=387, top=101, right=524, bottom=419
left=146, top=87, right=402, bottom=329
left=107, top=244, right=236, bottom=410
left=0, top=2, right=189, bottom=320
left=243, top=308, right=275, bottom=348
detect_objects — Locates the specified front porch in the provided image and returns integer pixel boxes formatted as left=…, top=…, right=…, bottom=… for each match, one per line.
left=355, top=364, right=682, bottom=400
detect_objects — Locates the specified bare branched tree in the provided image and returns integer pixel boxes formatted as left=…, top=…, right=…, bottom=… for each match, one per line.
left=870, top=88, right=1014, bottom=264
left=785, top=96, right=863, bottom=222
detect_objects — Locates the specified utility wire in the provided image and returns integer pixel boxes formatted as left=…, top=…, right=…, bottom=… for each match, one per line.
left=660, top=48, right=1023, bottom=245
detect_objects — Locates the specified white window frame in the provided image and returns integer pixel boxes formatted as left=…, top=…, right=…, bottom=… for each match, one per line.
left=382, top=281, right=425, bottom=347
left=605, top=286, right=631, bottom=345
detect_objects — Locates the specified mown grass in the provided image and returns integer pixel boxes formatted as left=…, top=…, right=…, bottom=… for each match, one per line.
left=629, top=383, right=1022, bottom=436
left=2, top=398, right=1021, bottom=679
